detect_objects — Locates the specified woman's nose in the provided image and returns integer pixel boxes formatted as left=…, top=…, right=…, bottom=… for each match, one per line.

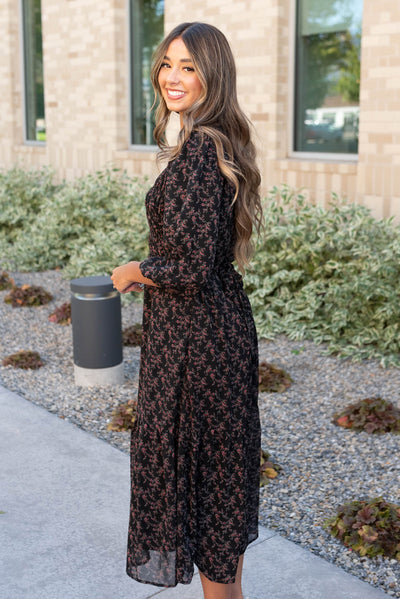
left=166, top=66, right=180, bottom=84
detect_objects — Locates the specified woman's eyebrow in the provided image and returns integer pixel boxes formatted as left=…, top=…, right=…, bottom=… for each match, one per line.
left=163, top=55, right=192, bottom=63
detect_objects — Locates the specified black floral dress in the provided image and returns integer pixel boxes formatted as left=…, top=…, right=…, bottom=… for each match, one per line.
left=126, top=131, right=260, bottom=588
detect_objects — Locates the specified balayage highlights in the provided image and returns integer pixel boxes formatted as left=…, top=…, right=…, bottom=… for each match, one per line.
left=150, top=22, right=263, bottom=273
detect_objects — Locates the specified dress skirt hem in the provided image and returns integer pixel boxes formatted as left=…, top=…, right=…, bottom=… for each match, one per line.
left=126, top=529, right=259, bottom=588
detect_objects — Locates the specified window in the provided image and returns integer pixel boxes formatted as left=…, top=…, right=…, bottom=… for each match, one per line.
left=22, top=0, right=46, bottom=142
left=294, top=0, right=363, bottom=154
left=130, top=0, right=164, bottom=146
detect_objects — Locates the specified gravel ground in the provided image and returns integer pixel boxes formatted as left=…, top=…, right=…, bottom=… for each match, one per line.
left=1, top=269, right=399, bottom=597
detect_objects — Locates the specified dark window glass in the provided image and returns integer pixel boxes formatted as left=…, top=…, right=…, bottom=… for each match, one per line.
left=22, top=0, right=46, bottom=142
left=130, top=0, right=164, bottom=146
left=294, top=0, right=363, bottom=154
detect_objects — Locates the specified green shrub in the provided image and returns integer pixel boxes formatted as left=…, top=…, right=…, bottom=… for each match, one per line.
left=333, top=397, right=400, bottom=434
left=245, top=186, right=400, bottom=366
left=324, top=497, right=400, bottom=560
left=0, top=166, right=56, bottom=245
left=0, top=168, right=149, bottom=276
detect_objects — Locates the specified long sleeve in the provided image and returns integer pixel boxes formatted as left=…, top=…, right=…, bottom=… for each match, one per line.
left=140, top=135, right=224, bottom=294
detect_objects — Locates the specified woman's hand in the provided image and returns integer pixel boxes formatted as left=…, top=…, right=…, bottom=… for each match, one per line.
left=111, top=262, right=140, bottom=294
left=111, top=260, right=157, bottom=292
left=121, top=282, right=144, bottom=294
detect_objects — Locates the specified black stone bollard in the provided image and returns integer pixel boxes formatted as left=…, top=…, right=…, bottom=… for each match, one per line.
left=70, top=275, right=123, bottom=386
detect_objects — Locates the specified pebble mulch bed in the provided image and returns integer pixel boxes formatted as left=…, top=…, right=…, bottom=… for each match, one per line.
left=0, top=270, right=399, bottom=597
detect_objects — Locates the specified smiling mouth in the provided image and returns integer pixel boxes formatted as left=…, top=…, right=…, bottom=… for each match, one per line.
left=166, top=89, right=186, bottom=100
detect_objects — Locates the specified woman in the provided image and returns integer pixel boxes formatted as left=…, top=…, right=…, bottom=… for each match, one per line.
left=111, top=22, right=262, bottom=599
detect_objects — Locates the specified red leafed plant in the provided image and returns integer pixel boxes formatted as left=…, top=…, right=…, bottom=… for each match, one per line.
left=258, top=361, right=292, bottom=393
left=122, top=324, right=142, bottom=346
left=2, top=350, right=44, bottom=370
left=107, top=399, right=137, bottom=431
left=333, top=397, right=400, bottom=434
left=260, top=448, right=281, bottom=487
left=324, top=497, right=400, bottom=560
left=4, top=284, right=53, bottom=307
left=0, top=271, right=14, bottom=291
left=49, top=302, right=71, bottom=325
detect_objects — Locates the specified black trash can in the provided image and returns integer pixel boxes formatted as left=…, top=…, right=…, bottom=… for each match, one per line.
left=70, top=275, right=123, bottom=386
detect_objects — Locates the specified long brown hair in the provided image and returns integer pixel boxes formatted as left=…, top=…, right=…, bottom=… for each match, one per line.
left=151, top=22, right=263, bottom=273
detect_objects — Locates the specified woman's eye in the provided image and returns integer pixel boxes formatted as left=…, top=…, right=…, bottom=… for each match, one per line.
left=160, top=62, right=170, bottom=69
left=183, top=66, right=195, bottom=72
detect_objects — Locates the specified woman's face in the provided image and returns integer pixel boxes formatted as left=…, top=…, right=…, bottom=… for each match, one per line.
left=158, top=37, right=203, bottom=123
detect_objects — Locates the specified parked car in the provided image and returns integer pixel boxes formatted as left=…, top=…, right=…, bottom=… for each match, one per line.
left=304, top=120, right=343, bottom=143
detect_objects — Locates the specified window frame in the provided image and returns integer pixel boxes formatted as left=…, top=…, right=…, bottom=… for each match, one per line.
left=127, top=0, right=163, bottom=151
left=19, top=0, right=46, bottom=146
left=288, top=0, right=359, bottom=162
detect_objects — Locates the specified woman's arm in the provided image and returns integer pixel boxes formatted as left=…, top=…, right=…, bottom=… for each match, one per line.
left=111, top=260, right=157, bottom=294
left=139, top=135, right=223, bottom=294
left=112, top=135, right=223, bottom=296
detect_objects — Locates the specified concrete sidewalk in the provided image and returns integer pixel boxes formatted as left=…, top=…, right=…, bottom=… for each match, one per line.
left=0, top=384, right=389, bottom=599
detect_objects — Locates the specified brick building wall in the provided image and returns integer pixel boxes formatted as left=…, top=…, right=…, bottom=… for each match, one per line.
left=0, top=0, right=47, bottom=169
left=0, top=0, right=159, bottom=181
left=0, top=0, right=399, bottom=218
left=356, top=0, right=400, bottom=218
